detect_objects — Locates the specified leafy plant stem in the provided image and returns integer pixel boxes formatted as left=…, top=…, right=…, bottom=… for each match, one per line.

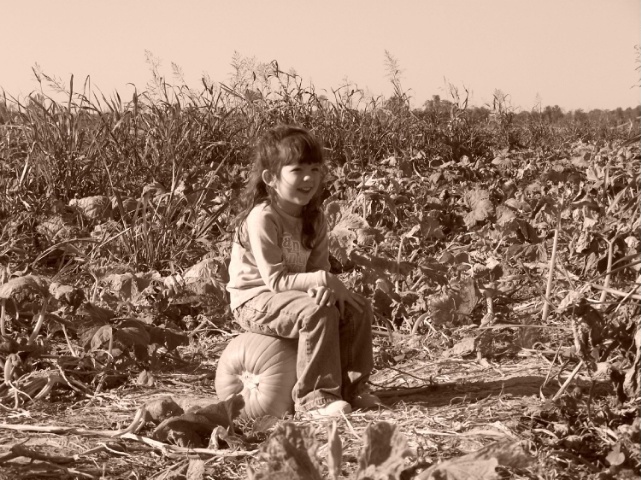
left=62, top=324, right=77, bottom=357
left=0, top=299, right=6, bottom=336
left=541, top=211, right=561, bottom=323
left=598, top=236, right=615, bottom=305
left=553, top=360, right=584, bottom=401
left=28, top=297, right=50, bottom=344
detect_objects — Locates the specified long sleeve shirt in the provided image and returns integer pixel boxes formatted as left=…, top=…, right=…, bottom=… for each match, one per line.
left=227, top=202, right=331, bottom=310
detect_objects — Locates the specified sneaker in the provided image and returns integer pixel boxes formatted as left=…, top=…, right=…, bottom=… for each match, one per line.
left=307, top=400, right=352, bottom=418
left=351, top=392, right=382, bottom=410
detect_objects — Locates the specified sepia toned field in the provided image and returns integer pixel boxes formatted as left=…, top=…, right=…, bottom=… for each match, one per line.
left=0, top=63, right=639, bottom=479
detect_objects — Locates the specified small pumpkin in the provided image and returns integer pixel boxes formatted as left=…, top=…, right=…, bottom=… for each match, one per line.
left=215, top=332, right=297, bottom=420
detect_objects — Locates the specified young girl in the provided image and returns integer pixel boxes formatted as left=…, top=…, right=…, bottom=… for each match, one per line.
left=227, top=125, right=380, bottom=417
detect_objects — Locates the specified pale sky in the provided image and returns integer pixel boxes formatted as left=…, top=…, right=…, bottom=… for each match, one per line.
left=2, top=0, right=640, bottom=111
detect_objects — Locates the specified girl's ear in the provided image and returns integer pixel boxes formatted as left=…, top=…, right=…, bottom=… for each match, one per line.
left=261, top=169, right=275, bottom=187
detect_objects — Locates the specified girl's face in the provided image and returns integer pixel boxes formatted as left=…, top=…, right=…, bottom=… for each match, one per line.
left=263, top=161, right=322, bottom=216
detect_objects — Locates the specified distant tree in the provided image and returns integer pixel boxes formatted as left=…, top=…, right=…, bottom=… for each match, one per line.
left=543, top=105, right=564, bottom=124
left=573, top=109, right=588, bottom=124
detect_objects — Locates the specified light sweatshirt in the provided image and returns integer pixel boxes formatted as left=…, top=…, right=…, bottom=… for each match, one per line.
left=227, top=202, right=331, bottom=310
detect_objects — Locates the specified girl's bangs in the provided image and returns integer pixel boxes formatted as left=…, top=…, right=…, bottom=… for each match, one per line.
left=279, top=135, right=323, bottom=165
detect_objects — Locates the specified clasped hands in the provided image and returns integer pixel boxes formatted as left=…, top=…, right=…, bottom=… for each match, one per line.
left=308, top=275, right=365, bottom=316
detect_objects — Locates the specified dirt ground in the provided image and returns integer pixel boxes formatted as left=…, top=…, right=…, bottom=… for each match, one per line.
left=1, top=331, right=634, bottom=480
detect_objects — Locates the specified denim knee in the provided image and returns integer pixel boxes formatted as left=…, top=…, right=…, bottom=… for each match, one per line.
left=301, top=303, right=340, bottom=331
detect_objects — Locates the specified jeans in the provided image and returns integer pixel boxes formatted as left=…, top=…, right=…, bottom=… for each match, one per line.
left=233, top=290, right=374, bottom=411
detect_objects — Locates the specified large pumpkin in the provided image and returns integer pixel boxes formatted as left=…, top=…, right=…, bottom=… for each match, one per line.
left=215, top=332, right=297, bottom=419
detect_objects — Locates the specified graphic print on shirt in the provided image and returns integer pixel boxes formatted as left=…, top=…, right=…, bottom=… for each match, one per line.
left=282, top=233, right=309, bottom=273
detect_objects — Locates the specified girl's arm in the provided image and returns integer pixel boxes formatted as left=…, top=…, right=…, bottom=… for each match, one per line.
left=306, top=214, right=331, bottom=273
left=247, top=208, right=327, bottom=292
left=305, top=213, right=365, bottom=314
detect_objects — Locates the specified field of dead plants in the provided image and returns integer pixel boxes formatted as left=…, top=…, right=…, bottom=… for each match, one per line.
left=0, top=62, right=639, bottom=480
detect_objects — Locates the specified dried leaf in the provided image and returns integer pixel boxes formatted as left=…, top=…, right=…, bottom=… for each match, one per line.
left=444, top=336, right=477, bottom=358
left=90, top=325, right=113, bottom=351
left=153, top=412, right=218, bottom=447
left=137, top=370, right=155, bottom=387
left=188, top=393, right=244, bottom=431
left=327, top=421, right=342, bottom=480
left=143, top=396, right=184, bottom=424
left=606, top=443, right=626, bottom=467
left=420, top=457, right=499, bottom=480
left=186, top=459, right=205, bottom=480
left=355, top=422, right=411, bottom=480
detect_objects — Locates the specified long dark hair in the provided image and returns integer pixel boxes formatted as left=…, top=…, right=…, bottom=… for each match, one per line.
left=234, top=125, right=325, bottom=250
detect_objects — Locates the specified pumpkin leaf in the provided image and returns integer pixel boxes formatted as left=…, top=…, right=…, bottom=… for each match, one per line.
left=464, top=189, right=494, bottom=227
left=421, top=215, right=445, bottom=239
left=148, top=325, right=189, bottom=351
left=49, top=282, right=85, bottom=310
left=102, top=272, right=160, bottom=304
left=153, top=394, right=244, bottom=447
left=328, top=208, right=369, bottom=264
left=69, top=195, right=112, bottom=221
left=115, top=319, right=151, bottom=346
left=416, top=440, right=533, bottom=479
left=0, top=275, right=50, bottom=300
left=496, top=205, right=516, bottom=226
left=36, top=215, right=77, bottom=242
left=428, top=278, right=479, bottom=327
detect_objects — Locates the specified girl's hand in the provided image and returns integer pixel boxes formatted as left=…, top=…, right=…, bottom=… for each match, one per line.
left=326, top=274, right=365, bottom=316
left=308, top=286, right=336, bottom=308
